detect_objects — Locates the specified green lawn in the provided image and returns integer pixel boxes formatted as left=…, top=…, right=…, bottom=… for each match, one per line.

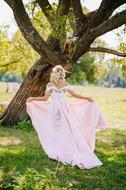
left=0, top=84, right=126, bottom=189
left=0, top=126, right=126, bottom=190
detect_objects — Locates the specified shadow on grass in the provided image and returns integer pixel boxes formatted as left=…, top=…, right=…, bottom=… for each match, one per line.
left=0, top=137, right=126, bottom=190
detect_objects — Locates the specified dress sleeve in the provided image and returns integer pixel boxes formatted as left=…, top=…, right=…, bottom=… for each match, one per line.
left=45, top=85, right=51, bottom=94
left=66, top=84, right=74, bottom=91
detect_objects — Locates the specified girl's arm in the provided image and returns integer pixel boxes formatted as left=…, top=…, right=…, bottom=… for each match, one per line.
left=67, top=88, right=94, bottom=102
left=27, top=92, right=51, bottom=102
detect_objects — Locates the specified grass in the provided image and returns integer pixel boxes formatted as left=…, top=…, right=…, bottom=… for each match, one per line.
left=0, top=126, right=126, bottom=190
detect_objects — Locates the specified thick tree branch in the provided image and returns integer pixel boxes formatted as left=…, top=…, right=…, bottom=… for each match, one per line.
left=77, top=0, right=126, bottom=38
left=89, top=0, right=126, bottom=28
left=4, top=0, right=65, bottom=66
left=57, top=0, right=71, bottom=16
left=89, top=47, right=126, bottom=57
left=52, top=0, right=71, bottom=50
left=36, top=0, right=54, bottom=26
left=36, top=0, right=71, bottom=51
left=92, top=10, right=126, bottom=38
left=45, top=0, right=71, bottom=52
left=12, top=0, right=51, bottom=57
left=71, top=0, right=87, bottom=35
left=72, top=10, right=126, bottom=62
left=3, top=0, right=14, bottom=9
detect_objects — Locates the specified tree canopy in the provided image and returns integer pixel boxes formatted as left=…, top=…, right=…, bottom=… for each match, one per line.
left=3, top=0, right=126, bottom=69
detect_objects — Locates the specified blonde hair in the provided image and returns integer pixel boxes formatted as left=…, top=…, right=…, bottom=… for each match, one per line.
left=50, top=65, right=69, bottom=83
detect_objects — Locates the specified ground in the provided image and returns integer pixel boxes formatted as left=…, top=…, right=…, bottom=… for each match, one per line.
left=0, top=83, right=126, bottom=189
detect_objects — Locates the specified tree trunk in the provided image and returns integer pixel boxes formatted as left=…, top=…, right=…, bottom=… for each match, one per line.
left=0, top=57, right=54, bottom=126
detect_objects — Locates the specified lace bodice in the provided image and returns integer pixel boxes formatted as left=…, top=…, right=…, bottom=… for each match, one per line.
left=45, top=84, right=73, bottom=94
left=45, top=84, right=73, bottom=103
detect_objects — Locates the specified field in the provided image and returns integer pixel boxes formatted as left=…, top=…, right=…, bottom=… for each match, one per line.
left=0, top=83, right=126, bottom=189
left=1, top=82, right=126, bottom=129
left=75, top=86, right=126, bottom=129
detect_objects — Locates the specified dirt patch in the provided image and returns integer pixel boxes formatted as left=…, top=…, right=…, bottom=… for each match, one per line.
left=0, top=137, right=22, bottom=146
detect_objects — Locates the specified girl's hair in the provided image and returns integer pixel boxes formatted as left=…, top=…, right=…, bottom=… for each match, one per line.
left=50, top=65, right=69, bottom=83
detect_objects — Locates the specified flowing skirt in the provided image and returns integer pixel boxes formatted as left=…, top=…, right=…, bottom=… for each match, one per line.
left=26, top=98, right=107, bottom=169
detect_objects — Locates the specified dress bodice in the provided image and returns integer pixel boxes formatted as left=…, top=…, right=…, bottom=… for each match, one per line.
left=45, top=84, right=73, bottom=93
left=45, top=84, right=73, bottom=103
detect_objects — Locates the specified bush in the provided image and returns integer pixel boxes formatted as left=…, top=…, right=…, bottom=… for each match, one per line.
left=16, top=120, right=33, bottom=131
left=0, top=168, right=71, bottom=190
left=5, top=120, right=33, bottom=131
left=0, top=168, right=17, bottom=190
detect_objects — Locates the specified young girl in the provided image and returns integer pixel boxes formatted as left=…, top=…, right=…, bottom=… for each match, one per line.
left=26, top=65, right=106, bottom=169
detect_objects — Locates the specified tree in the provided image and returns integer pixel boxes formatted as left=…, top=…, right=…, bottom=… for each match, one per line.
left=1, top=0, right=126, bottom=126
left=104, top=25, right=126, bottom=85
left=0, top=29, right=14, bottom=73
left=68, top=53, right=97, bottom=84
left=115, top=26, right=126, bottom=80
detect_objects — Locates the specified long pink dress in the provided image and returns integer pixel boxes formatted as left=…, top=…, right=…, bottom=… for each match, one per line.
left=26, top=85, right=107, bottom=169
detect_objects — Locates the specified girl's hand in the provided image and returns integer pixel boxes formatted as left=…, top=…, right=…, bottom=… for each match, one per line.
left=86, top=97, right=94, bottom=102
left=27, top=97, right=34, bottom=102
